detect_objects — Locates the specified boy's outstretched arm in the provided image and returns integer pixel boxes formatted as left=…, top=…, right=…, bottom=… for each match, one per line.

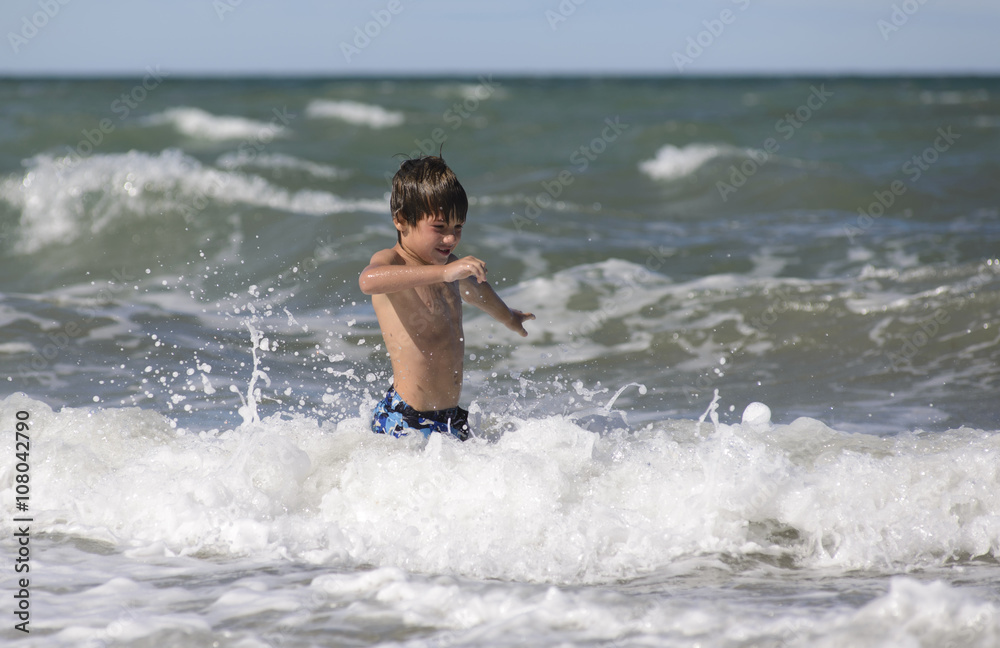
left=359, top=249, right=488, bottom=295
left=459, top=275, right=534, bottom=337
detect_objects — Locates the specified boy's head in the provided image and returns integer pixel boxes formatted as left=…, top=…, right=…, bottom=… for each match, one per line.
left=390, top=156, right=468, bottom=241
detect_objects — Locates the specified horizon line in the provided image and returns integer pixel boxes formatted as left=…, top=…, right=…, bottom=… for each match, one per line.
left=3, top=69, right=1000, bottom=81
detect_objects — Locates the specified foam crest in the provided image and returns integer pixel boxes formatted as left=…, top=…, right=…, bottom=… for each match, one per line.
left=814, top=577, right=1000, bottom=647
left=477, top=260, right=760, bottom=371
left=0, top=150, right=384, bottom=251
left=776, top=423, right=1000, bottom=569
left=3, top=392, right=998, bottom=585
left=142, top=107, right=287, bottom=140
left=432, top=82, right=509, bottom=102
left=638, top=143, right=732, bottom=180
left=28, top=571, right=218, bottom=646
left=305, top=99, right=404, bottom=128
left=473, top=258, right=676, bottom=364
left=310, top=568, right=642, bottom=644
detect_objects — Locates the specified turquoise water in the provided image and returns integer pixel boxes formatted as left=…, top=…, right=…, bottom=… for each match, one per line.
left=1, top=76, right=999, bottom=646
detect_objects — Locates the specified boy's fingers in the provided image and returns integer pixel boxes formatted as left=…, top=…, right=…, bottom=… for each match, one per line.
left=463, top=257, right=486, bottom=281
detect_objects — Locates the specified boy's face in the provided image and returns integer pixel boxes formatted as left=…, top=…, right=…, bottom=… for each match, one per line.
left=395, top=212, right=464, bottom=265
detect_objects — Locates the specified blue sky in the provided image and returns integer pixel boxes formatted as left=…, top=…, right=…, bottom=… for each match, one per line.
left=2, top=0, right=998, bottom=76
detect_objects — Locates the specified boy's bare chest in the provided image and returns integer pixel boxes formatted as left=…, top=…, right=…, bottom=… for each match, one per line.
left=414, top=281, right=461, bottom=315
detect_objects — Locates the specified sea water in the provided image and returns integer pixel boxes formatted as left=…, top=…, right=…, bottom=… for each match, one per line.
left=1, top=76, right=999, bottom=646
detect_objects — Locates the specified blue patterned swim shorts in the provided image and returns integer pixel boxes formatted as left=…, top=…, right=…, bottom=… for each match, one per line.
left=371, top=387, right=471, bottom=441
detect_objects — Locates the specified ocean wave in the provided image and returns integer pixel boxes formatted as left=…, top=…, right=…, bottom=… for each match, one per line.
left=141, top=107, right=288, bottom=141
left=3, top=392, right=997, bottom=585
left=304, top=99, right=404, bottom=128
left=431, top=81, right=509, bottom=102
left=638, top=143, right=735, bottom=181
left=216, top=151, right=349, bottom=180
left=0, top=149, right=384, bottom=252
left=918, top=89, right=990, bottom=105
left=973, top=115, right=1000, bottom=128
left=475, top=258, right=676, bottom=364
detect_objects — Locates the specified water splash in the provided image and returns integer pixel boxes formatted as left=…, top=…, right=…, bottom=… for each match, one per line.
left=232, top=320, right=271, bottom=425
left=697, top=388, right=722, bottom=434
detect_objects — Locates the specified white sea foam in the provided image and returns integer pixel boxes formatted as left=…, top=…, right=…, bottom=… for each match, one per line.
left=305, top=99, right=404, bottom=128
left=142, top=107, right=288, bottom=141
left=0, top=150, right=385, bottom=251
left=0, top=341, right=36, bottom=354
left=813, top=577, right=1000, bottom=647
left=638, top=143, right=730, bottom=180
left=307, top=569, right=1000, bottom=647
left=3, top=392, right=998, bottom=586
left=26, top=558, right=1000, bottom=648
left=432, top=81, right=509, bottom=102
left=470, top=258, right=676, bottom=365
left=472, top=259, right=767, bottom=369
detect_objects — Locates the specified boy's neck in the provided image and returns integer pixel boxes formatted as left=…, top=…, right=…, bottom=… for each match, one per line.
left=395, top=241, right=432, bottom=266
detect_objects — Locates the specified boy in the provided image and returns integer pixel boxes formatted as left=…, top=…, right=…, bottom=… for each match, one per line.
left=359, top=156, right=534, bottom=441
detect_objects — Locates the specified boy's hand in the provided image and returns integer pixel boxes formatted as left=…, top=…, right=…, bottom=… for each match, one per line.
left=444, top=256, right=488, bottom=283
left=507, top=309, right=535, bottom=337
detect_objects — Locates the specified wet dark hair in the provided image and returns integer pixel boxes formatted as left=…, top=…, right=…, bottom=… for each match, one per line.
left=390, top=156, right=468, bottom=239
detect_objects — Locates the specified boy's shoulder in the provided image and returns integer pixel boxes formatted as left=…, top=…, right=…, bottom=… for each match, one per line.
left=367, top=245, right=405, bottom=267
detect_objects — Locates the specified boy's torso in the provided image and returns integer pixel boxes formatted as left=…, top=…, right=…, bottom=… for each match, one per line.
left=372, top=278, right=465, bottom=411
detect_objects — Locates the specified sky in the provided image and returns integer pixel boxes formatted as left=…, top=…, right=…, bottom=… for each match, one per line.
left=1, top=0, right=998, bottom=77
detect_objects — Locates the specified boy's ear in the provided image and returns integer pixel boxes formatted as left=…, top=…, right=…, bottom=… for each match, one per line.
left=392, top=211, right=407, bottom=234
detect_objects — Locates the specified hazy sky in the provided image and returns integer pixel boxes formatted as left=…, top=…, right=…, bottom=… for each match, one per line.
left=2, top=0, right=998, bottom=76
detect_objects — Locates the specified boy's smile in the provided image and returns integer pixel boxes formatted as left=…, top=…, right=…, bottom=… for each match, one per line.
left=398, top=214, right=464, bottom=265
